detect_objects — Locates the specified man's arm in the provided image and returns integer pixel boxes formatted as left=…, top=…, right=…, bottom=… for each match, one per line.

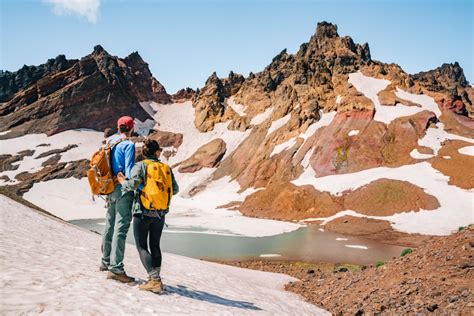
left=123, top=142, right=136, bottom=179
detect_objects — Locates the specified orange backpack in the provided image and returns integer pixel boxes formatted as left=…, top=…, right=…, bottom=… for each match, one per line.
left=87, top=139, right=125, bottom=196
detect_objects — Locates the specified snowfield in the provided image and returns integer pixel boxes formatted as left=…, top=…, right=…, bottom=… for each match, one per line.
left=348, top=72, right=441, bottom=124
left=293, top=162, right=474, bottom=236
left=0, top=195, right=327, bottom=315
left=0, top=129, right=104, bottom=184
left=23, top=178, right=107, bottom=220
left=151, top=101, right=252, bottom=166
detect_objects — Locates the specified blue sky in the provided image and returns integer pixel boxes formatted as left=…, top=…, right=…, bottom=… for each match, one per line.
left=1, top=0, right=472, bottom=93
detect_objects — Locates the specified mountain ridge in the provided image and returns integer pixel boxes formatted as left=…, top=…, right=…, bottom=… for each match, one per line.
left=0, top=21, right=472, bottom=246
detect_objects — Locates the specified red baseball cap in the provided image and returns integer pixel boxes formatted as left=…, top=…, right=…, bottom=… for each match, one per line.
left=117, top=116, right=135, bottom=130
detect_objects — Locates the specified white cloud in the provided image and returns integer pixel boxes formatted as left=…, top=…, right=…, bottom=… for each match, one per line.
left=44, top=0, right=101, bottom=23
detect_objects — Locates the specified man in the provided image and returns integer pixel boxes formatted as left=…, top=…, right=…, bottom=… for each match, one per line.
left=100, top=116, right=136, bottom=283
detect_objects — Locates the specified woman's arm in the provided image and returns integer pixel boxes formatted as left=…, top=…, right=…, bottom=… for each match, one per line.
left=120, top=162, right=144, bottom=194
left=170, top=169, right=179, bottom=195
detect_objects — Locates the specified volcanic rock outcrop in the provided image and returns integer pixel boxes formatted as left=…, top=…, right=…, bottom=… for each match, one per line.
left=172, top=87, right=195, bottom=103
left=0, top=45, right=171, bottom=138
left=192, top=71, right=245, bottom=132
left=177, top=138, right=227, bottom=173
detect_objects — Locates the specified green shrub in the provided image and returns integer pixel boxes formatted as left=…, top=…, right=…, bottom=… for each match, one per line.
left=458, top=226, right=466, bottom=232
left=400, top=248, right=413, bottom=257
left=375, top=261, right=385, bottom=268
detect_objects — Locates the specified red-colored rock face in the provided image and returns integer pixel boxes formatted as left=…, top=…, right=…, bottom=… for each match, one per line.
left=0, top=45, right=171, bottom=138
left=178, top=138, right=227, bottom=173
left=148, top=130, right=183, bottom=148
left=306, top=110, right=437, bottom=177
left=309, top=110, right=375, bottom=177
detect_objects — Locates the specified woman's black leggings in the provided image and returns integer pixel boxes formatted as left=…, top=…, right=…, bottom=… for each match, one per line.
left=133, top=215, right=165, bottom=274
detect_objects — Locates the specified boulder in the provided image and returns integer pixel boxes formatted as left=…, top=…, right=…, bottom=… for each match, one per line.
left=178, top=138, right=226, bottom=173
left=148, top=130, right=183, bottom=148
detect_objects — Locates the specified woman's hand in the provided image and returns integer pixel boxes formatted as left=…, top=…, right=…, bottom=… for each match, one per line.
left=117, top=172, right=126, bottom=184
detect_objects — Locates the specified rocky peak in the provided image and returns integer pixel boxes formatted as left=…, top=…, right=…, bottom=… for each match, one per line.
left=0, top=55, right=77, bottom=103
left=412, top=62, right=468, bottom=91
left=191, top=70, right=247, bottom=132
left=304, top=21, right=371, bottom=63
left=122, top=50, right=171, bottom=103
left=192, top=72, right=227, bottom=131
left=0, top=45, right=171, bottom=137
left=92, top=44, right=106, bottom=54
left=315, top=21, right=339, bottom=40
left=410, top=62, right=472, bottom=118
left=223, top=71, right=245, bottom=95
left=172, top=87, right=196, bottom=103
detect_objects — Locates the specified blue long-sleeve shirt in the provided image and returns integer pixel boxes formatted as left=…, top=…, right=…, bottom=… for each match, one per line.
left=109, top=134, right=135, bottom=179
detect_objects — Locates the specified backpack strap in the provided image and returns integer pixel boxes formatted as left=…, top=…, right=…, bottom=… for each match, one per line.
left=106, top=136, right=128, bottom=150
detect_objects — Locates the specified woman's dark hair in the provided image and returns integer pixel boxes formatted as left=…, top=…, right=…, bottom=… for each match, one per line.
left=119, top=124, right=131, bottom=133
left=142, top=139, right=162, bottom=157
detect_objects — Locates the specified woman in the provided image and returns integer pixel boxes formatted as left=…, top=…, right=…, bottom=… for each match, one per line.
left=118, top=139, right=179, bottom=294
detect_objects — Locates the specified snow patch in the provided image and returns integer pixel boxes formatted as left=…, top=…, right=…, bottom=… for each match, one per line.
left=24, top=174, right=301, bottom=237
left=336, top=95, right=342, bottom=104
left=345, top=245, right=368, bottom=250
left=0, top=129, right=104, bottom=183
left=458, top=146, right=474, bottom=156
left=297, top=111, right=337, bottom=171
left=267, top=113, right=291, bottom=136
left=133, top=118, right=155, bottom=136
left=417, top=123, right=474, bottom=156
left=395, top=88, right=441, bottom=117
left=250, top=107, right=274, bottom=125
left=227, top=97, right=247, bottom=116
left=348, top=72, right=442, bottom=124
left=336, top=238, right=348, bottom=241
left=300, top=111, right=337, bottom=141
left=348, top=130, right=359, bottom=137
left=151, top=101, right=251, bottom=166
left=259, top=254, right=282, bottom=258
left=410, top=149, right=434, bottom=159
left=443, top=156, right=452, bottom=160
left=139, top=101, right=157, bottom=118
left=270, top=137, right=298, bottom=157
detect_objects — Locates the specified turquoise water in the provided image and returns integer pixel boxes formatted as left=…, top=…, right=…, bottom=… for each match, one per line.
left=70, top=219, right=406, bottom=265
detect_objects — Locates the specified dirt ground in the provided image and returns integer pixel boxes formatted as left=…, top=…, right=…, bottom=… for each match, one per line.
left=219, top=226, right=474, bottom=315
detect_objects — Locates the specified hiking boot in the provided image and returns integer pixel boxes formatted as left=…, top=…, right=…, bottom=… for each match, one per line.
left=107, top=271, right=134, bottom=283
left=139, top=278, right=164, bottom=294
left=99, top=265, right=108, bottom=272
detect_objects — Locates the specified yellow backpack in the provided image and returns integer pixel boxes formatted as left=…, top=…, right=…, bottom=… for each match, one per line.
left=140, top=159, right=173, bottom=211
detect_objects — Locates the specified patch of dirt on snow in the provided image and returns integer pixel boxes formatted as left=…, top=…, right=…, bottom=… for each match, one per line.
left=239, top=181, right=343, bottom=221
left=343, top=178, right=440, bottom=216
left=431, top=140, right=474, bottom=189
left=324, top=216, right=432, bottom=247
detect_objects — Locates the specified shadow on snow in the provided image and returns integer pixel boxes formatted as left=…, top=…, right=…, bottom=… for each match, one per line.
left=164, top=284, right=262, bottom=311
